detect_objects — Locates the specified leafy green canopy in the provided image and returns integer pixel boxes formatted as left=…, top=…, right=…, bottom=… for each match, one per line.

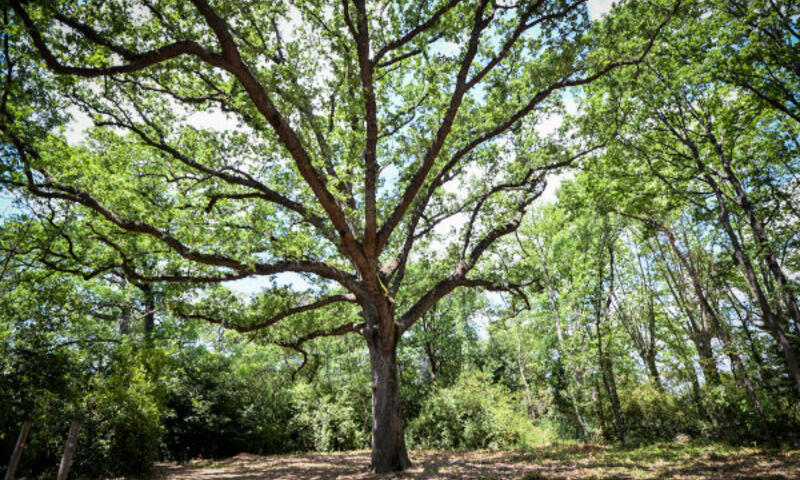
left=0, top=0, right=678, bottom=349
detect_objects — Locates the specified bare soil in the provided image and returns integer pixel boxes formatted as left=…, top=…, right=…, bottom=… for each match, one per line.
left=153, top=444, right=800, bottom=479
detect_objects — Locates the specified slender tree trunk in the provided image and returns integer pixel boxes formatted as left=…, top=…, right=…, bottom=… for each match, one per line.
left=143, top=285, right=155, bottom=335
left=365, top=328, right=411, bottom=473
left=686, top=145, right=800, bottom=400
left=137, top=283, right=156, bottom=342
left=514, top=314, right=535, bottom=417
left=724, top=285, right=766, bottom=369
left=571, top=389, right=588, bottom=441
left=656, top=241, right=722, bottom=386
left=663, top=223, right=773, bottom=433
left=635, top=247, right=663, bottom=391
left=714, top=318, right=772, bottom=442
left=534, top=237, right=564, bottom=346
left=596, top=241, right=624, bottom=443
left=118, top=308, right=130, bottom=335
left=710, top=135, right=800, bottom=335
left=419, top=316, right=438, bottom=381
left=664, top=312, right=711, bottom=422
left=572, top=311, right=590, bottom=441
left=533, top=236, right=585, bottom=435
left=644, top=353, right=662, bottom=391
left=4, top=420, right=31, bottom=480
left=702, top=168, right=800, bottom=399
left=118, top=278, right=130, bottom=335
left=597, top=323, right=624, bottom=443
left=592, top=378, right=609, bottom=438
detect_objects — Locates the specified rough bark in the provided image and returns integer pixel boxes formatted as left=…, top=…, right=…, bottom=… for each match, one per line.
left=365, top=322, right=411, bottom=473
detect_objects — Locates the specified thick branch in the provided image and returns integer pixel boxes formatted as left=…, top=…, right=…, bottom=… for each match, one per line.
left=377, top=0, right=492, bottom=251
left=2, top=132, right=364, bottom=295
left=14, top=0, right=365, bottom=270
left=10, top=1, right=227, bottom=75
left=397, top=185, right=543, bottom=333
left=178, top=293, right=357, bottom=333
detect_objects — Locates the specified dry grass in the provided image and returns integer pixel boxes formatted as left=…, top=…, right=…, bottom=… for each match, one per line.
left=152, top=444, right=800, bottom=480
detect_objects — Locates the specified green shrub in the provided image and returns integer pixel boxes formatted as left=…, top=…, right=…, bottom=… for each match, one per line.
left=407, top=370, right=548, bottom=450
left=162, top=346, right=297, bottom=459
left=290, top=382, right=369, bottom=452
left=75, top=364, right=165, bottom=478
left=620, top=384, right=696, bottom=443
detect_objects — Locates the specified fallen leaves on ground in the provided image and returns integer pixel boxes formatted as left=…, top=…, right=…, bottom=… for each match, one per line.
left=152, top=443, right=800, bottom=480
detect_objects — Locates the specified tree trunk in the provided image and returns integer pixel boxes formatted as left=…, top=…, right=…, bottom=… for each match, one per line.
left=515, top=314, right=535, bottom=417
left=655, top=239, right=723, bottom=386
left=367, top=337, right=411, bottom=473
left=644, top=353, right=662, bottom=392
left=4, top=420, right=31, bottom=480
left=534, top=238, right=585, bottom=432
left=691, top=150, right=800, bottom=400
left=143, top=286, right=155, bottom=335
left=710, top=135, right=800, bottom=336
left=597, top=329, right=624, bottom=443
left=118, top=308, right=130, bottom=335
left=708, top=178, right=800, bottom=399
left=118, top=278, right=130, bottom=335
left=420, top=316, right=438, bottom=381
left=658, top=299, right=712, bottom=423
left=137, top=283, right=156, bottom=341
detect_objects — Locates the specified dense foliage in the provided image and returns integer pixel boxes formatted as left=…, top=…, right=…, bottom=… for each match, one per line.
left=2, top=0, right=799, bottom=477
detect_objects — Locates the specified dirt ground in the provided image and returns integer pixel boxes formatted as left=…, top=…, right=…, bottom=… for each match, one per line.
left=152, top=444, right=800, bottom=479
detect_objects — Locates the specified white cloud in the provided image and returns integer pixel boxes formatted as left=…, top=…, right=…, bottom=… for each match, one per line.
left=63, top=106, right=92, bottom=145
left=184, top=109, right=240, bottom=132
left=537, top=170, right=573, bottom=205
left=223, top=272, right=313, bottom=295
left=536, top=96, right=577, bottom=137
left=587, top=0, right=618, bottom=19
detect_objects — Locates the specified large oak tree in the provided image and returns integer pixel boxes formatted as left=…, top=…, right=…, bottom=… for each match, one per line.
left=0, top=0, right=677, bottom=471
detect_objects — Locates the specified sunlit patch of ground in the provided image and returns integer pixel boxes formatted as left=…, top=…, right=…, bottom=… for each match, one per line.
left=151, top=443, right=800, bottom=479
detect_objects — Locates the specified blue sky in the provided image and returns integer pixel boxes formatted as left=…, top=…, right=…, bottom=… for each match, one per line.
left=0, top=193, right=18, bottom=217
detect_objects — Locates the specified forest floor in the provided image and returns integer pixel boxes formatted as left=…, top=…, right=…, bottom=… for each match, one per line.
left=152, top=443, right=800, bottom=479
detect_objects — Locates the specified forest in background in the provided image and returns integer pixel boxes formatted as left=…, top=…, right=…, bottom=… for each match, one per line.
left=1, top=0, right=799, bottom=477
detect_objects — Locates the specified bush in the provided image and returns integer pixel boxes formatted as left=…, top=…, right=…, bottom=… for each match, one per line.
left=619, top=384, right=710, bottom=444
left=75, top=361, right=165, bottom=478
left=290, top=382, right=369, bottom=452
left=407, top=370, right=550, bottom=450
left=162, top=346, right=297, bottom=459
left=1, top=334, right=166, bottom=479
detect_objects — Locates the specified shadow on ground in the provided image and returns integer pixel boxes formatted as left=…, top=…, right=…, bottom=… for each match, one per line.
left=152, top=445, right=800, bottom=480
